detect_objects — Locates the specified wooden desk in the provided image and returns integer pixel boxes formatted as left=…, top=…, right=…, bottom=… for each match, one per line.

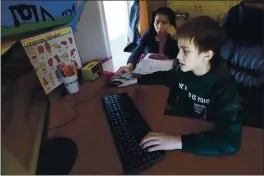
left=48, top=76, right=264, bottom=175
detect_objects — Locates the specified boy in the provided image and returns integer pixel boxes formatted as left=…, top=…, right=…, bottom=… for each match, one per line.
left=112, top=16, right=242, bottom=155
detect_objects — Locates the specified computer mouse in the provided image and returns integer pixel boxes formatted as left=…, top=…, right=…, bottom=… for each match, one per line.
left=107, top=80, right=123, bottom=88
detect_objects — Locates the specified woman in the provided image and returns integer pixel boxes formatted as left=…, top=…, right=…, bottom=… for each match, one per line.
left=115, top=7, right=179, bottom=78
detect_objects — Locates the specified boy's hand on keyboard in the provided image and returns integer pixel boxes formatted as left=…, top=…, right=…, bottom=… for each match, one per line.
left=140, top=132, right=182, bottom=152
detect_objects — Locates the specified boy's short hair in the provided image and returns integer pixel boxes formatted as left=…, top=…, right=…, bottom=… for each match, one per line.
left=177, top=16, right=225, bottom=53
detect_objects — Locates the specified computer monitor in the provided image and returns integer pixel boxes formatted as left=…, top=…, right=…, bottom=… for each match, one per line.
left=1, top=41, right=51, bottom=174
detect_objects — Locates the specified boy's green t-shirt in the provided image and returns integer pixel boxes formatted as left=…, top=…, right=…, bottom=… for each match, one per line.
left=137, top=59, right=242, bottom=155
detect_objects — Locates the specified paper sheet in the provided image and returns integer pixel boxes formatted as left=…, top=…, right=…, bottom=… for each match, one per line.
left=133, top=56, right=174, bottom=74
left=102, top=52, right=174, bottom=75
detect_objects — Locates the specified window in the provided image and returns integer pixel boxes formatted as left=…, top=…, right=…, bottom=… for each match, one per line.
left=102, top=1, right=133, bottom=57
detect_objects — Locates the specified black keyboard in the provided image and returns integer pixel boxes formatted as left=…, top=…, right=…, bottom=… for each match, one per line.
left=102, top=93, right=165, bottom=174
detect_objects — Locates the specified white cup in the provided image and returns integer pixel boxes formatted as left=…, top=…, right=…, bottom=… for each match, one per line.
left=62, top=74, right=79, bottom=94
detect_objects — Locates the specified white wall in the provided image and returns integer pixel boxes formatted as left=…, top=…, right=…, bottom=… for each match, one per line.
left=74, top=1, right=111, bottom=65
left=103, top=1, right=130, bottom=57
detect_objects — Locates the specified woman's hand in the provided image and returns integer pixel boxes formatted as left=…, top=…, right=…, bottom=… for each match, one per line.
left=140, top=132, right=182, bottom=152
left=113, top=63, right=134, bottom=79
left=167, top=25, right=177, bottom=40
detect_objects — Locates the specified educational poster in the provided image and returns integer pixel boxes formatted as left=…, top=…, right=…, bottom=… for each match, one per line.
left=21, top=27, right=82, bottom=94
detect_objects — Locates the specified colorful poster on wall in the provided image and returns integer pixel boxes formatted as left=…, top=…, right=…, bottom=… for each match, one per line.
left=21, top=27, right=82, bottom=94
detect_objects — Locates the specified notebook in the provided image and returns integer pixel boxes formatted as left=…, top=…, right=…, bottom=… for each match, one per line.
left=132, top=54, right=174, bottom=74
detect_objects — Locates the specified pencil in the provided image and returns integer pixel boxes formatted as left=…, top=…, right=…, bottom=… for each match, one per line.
left=62, top=68, right=68, bottom=77
left=73, top=64, right=77, bottom=75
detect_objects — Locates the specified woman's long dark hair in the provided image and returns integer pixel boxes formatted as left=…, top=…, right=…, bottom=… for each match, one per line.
left=149, top=7, right=176, bottom=37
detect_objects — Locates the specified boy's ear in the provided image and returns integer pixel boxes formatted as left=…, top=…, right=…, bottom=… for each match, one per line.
left=202, top=50, right=214, bottom=61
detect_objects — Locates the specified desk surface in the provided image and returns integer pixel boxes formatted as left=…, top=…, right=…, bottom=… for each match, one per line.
left=48, top=76, right=264, bottom=175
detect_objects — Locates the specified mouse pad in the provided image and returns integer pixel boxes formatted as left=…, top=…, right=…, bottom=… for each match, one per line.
left=164, top=103, right=263, bottom=129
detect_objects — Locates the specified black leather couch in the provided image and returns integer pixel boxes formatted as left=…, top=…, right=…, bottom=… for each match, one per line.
left=220, top=41, right=264, bottom=128
left=220, top=1, right=264, bottom=128
left=221, top=0, right=264, bottom=128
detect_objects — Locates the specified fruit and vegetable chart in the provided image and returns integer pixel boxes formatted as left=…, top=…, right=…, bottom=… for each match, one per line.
left=21, top=27, right=82, bottom=94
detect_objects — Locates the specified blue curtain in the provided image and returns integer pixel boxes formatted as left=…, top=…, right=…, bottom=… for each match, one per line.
left=127, top=0, right=140, bottom=44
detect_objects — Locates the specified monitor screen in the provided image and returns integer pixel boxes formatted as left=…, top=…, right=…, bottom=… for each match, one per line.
left=1, top=41, right=51, bottom=173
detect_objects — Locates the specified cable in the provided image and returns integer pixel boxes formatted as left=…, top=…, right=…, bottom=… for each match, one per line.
left=48, top=85, right=105, bottom=131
